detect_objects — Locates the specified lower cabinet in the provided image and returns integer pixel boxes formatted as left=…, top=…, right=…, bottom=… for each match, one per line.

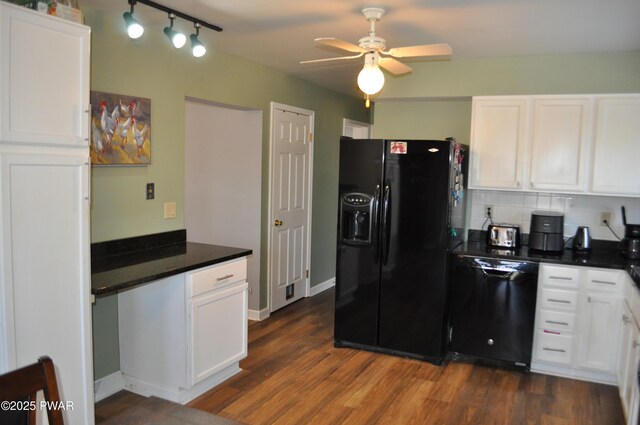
left=118, top=257, right=248, bottom=404
left=532, top=264, right=624, bottom=384
left=618, top=277, right=640, bottom=425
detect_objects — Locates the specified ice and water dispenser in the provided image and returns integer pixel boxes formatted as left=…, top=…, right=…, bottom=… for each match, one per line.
left=340, top=193, right=374, bottom=245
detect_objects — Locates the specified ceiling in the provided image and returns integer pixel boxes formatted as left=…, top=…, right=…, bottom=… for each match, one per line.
left=83, top=0, right=640, bottom=96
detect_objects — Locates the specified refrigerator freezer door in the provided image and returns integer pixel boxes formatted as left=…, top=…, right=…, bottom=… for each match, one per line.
left=335, top=139, right=385, bottom=347
left=377, top=140, right=453, bottom=361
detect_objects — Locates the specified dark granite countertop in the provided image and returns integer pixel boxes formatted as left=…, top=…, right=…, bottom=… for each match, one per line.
left=91, top=230, right=252, bottom=296
left=452, top=235, right=640, bottom=286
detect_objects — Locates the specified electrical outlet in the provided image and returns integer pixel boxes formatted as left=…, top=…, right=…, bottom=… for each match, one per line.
left=146, top=183, right=155, bottom=200
left=485, top=205, right=493, bottom=218
left=601, top=212, right=611, bottom=226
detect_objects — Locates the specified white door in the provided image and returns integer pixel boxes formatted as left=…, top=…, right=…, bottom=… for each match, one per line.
left=269, top=103, right=314, bottom=312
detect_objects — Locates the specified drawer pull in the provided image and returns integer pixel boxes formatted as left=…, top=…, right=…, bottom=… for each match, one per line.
left=216, top=274, right=235, bottom=281
left=591, top=279, right=616, bottom=286
left=546, top=320, right=569, bottom=326
left=543, top=347, right=566, bottom=353
left=549, top=276, right=573, bottom=281
left=548, top=298, right=571, bottom=304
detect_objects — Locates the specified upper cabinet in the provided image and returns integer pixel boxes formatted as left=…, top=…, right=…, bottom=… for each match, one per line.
left=591, top=96, right=640, bottom=196
left=469, top=94, right=640, bottom=197
left=0, top=3, right=90, bottom=146
left=469, top=97, right=529, bottom=190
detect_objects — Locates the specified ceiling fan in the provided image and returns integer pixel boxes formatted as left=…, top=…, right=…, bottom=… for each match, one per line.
left=301, top=7, right=452, bottom=104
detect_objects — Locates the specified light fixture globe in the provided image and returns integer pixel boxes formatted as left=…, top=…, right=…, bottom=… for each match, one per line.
left=123, top=11, right=144, bottom=39
left=357, top=64, right=384, bottom=95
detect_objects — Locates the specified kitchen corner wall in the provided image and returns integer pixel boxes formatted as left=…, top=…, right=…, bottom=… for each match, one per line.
left=468, top=190, right=640, bottom=241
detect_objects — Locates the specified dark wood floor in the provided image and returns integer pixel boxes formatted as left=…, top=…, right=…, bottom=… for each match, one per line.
left=187, top=288, right=625, bottom=425
left=96, top=287, right=626, bottom=424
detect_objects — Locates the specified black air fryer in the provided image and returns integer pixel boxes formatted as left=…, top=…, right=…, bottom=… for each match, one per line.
left=529, top=211, right=564, bottom=252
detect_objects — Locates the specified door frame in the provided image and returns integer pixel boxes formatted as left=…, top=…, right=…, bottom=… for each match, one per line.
left=267, top=102, right=315, bottom=313
left=342, top=118, right=373, bottom=138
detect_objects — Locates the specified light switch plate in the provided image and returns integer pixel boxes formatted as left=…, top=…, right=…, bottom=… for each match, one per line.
left=164, top=202, right=177, bottom=219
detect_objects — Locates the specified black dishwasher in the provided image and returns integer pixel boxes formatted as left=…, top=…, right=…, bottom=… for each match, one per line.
left=449, top=254, right=539, bottom=367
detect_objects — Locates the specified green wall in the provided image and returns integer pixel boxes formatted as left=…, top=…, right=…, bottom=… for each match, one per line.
left=86, top=9, right=369, bottom=380
left=373, top=52, right=640, bottom=143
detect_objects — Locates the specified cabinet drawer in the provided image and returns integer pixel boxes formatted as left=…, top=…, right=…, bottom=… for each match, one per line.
left=586, top=269, right=622, bottom=293
left=187, top=258, right=247, bottom=298
left=535, top=331, right=573, bottom=365
left=539, top=309, right=576, bottom=333
left=540, top=288, right=578, bottom=311
left=540, top=265, right=580, bottom=289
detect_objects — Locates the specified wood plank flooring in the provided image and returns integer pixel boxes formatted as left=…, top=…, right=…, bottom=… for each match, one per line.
left=188, top=288, right=626, bottom=425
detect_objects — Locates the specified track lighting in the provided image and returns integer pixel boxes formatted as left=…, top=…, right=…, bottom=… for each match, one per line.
left=163, top=13, right=186, bottom=48
left=123, top=0, right=222, bottom=57
left=190, top=23, right=206, bottom=58
left=123, top=2, right=144, bottom=39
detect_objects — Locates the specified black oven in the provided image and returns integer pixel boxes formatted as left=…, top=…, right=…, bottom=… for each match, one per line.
left=448, top=254, right=539, bottom=367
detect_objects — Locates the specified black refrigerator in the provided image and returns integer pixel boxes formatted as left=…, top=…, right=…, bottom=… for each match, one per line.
left=335, top=138, right=467, bottom=364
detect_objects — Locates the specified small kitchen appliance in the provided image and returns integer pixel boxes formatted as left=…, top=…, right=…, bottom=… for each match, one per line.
left=572, top=226, right=592, bottom=253
left=486, top=224, right=521, bottom=248
left=621, top=206, right=640, bottom=260
left=528, top=211, right=564, bottom=252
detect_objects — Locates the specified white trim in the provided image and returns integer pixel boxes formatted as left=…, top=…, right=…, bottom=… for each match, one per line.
left=93, top=371, right=126, bottom=402
left=342, top=118, right=372, bottom=139
left=248, top=308, right=270, bottom=321
left=530, top=362, right=617, bottom=386
left=309, top=277, right=335, bottom=297
left=121, top=363, right=242, bottom=405
left=267, top=102, right=315, bottom=312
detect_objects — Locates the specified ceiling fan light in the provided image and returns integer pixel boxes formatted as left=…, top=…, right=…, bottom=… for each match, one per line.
left=123, top=11, right=144, bottom=39
left=357, top=64, right=384, bottom=95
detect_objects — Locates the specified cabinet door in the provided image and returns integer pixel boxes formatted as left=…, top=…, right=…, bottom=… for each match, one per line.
left=591, top=96, right=640, bottom=196
left=469, top=97, right=529, bottom=190
left=189, top=282, right=248, bottom=386
left=578, top=292, right=621, bottom=372
left=0, top=3, right=90, bottom=146
left=0, top=151, right=94, bottom=424
left=529, top=97, right=592, bottom=192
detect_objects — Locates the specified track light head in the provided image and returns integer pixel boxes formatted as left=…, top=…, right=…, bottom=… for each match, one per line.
left=123, top=6, right=144, bottom=39
left=190, top=24, right=206, bottom=58
left=164, top=13, right=186, bottom=48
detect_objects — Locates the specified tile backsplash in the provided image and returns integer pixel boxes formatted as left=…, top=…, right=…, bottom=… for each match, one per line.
left=468, top=190, right=640, bottom=241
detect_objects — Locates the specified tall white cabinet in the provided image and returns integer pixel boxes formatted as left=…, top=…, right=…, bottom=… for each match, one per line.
left=0, top=3, right=93, bottom=424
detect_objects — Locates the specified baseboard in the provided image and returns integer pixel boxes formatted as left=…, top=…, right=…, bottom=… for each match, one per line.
left=248, top=308, right=270, bottom=321
left=309, top=277, right=335, bottom=296
left=94, top=371, right=126, bottom=402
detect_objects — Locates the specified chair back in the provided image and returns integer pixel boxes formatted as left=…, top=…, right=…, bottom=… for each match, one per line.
left=0, top=356, right=64, bottom=425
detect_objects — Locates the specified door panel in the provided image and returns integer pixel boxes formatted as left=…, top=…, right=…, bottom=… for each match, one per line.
left=270, top=106, right=312, bottom=312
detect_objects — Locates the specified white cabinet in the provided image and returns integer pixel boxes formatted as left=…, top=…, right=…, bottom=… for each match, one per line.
left=0, top=2, right=90, bottom=146
left=469, top=97, right=529, bottom=190
left=0, top=3, right=92, bottom=425
left=591, top=95, right=640, bottom=196
left=618, top=300, right=640, bottom=424
left=529, top=97, right=592, bottom=192
left=118, top=257, right=248, bottom=404
left=532, top=264, right=624, bottom=384
left=469, top=94, right=640, bottom=196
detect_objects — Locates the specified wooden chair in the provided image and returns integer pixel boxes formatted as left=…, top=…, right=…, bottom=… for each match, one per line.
left=0, top=356, right=64, bottom=425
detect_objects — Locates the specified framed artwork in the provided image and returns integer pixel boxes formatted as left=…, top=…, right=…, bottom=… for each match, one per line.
left=90, top=91, right=151, bottom=165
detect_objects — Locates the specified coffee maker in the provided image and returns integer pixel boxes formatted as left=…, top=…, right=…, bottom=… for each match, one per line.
left=529, top=211, right=565, bottom=252
left=621, top=206, right=640, bottom=259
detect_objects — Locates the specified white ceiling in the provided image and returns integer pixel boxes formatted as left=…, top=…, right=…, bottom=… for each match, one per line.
left=83, top=0, right=640, bottom=96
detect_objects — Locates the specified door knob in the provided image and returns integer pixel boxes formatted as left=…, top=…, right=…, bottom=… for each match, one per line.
left=274, top=219, right=283, bottom=226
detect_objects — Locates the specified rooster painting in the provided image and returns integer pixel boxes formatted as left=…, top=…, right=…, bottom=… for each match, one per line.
left=89, top=91, right=151, bottom=165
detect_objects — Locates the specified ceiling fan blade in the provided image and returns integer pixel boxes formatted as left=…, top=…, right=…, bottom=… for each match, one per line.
left=379, top=57, right=413, bottom=75
left=300, top=52, right=364, bottom=64
left=385, top=43, right=452, bottom=59
left=315, top=38, right=365, bottom=53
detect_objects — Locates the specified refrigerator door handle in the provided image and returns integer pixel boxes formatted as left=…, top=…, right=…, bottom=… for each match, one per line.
left=373, top=182, right=381, bottom=263
left=381, top=181, right=391, bottom=265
